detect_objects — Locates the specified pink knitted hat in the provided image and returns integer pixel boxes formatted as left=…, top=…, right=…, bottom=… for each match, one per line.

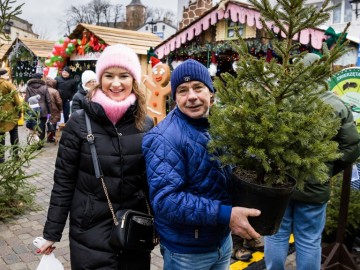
left=96, top=44, right=141, bottom=85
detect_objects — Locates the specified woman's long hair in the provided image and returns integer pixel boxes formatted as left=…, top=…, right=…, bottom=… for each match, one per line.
left=87, top=80, right=147, bottom=130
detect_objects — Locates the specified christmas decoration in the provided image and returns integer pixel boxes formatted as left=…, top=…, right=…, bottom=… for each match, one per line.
left=324, top=27, right=348, bottom=50
left=45, top=31, right=107, bottom=75
left=8, top=42, right=37, bottom=83
left=142, top=56, right=171, bottom=125
left=208, top=52, right=218, bottom=77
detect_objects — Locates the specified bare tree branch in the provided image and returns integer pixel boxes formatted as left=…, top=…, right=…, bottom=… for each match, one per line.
left=0, top=0, right=24, bottom=42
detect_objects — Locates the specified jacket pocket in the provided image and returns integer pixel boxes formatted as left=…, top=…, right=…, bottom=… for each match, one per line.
left=80, top=194, right=94, bottom=229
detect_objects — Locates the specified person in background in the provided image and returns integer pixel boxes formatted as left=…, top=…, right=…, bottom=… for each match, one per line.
left=25, top=73, right=51, bottom=143
left=264, top=53, right=360, bottom=270
left=54, top=66, right=78, bottom=123
left=38, top=44, right=154, bottom=270
left=0, top=68, right=22, bottom=162
left=71, top=70, right=97, bottom=113
left=45, top=77, right=63, bottom=143
left=26, top=95, right=41, bottom=144
left=142, top=59, right=261, bottom=270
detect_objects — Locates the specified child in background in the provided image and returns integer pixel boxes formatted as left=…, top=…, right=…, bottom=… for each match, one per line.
left=26, top=94, right=41, bottom=145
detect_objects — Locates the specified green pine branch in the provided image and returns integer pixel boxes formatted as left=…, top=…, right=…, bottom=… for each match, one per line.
left=208, top=0, right=348, bottom=187
left=0, top=1, right=41, bottom=220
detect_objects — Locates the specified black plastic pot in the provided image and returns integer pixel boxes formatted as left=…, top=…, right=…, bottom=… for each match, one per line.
left=232, top=173, right=296, bottom=236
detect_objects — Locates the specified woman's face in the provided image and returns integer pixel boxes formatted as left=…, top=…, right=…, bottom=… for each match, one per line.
left=85, top=79, right=97, bottom=89
left=101, top=67, right=134, bottom=102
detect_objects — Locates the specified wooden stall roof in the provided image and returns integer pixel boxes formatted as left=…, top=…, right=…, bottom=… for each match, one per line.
left=20, top=38, right=56, bottom=57
left=1, top=38, right=55, bottom=59
left=0, top=44, right=11, bottom=60
left=68, top=23, right=162, bottom=55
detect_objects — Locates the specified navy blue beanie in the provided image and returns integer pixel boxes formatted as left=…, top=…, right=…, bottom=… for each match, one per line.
left=62, top=66, right=71, bottom=74
left=171, top=59, right=214, bottom=99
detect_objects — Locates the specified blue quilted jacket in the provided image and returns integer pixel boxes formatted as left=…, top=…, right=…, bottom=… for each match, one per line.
left=142, top=107, right=232, bottom=254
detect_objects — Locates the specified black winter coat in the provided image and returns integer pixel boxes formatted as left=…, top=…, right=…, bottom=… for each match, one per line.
left=71, top=84, right=87, bottom=113
left=43, top=97, right=153, bottom=269
left=54, top=75, right=78, bottom=101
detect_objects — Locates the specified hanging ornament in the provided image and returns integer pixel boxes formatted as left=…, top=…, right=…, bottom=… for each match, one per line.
left=232, top=61, right=238, bottom=72
left=266, top=48, right=273, bottom=62
left=171, top=59, right=183, bottom=69
left=208, top=51, right=217, bottom=77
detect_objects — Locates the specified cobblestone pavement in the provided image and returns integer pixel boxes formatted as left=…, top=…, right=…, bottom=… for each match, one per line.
left=0, top=125, right=301, bottom=270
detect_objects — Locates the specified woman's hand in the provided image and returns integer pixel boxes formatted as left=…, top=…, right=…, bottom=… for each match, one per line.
left=37, top=240, right=56, bottom=255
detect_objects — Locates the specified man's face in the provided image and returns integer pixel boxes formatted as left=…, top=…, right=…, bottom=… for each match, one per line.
left=175, top=81, right=212, bottom=119
left=62, top=70, right=70, bottom=78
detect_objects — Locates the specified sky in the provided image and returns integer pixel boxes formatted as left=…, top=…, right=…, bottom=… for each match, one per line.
left=18, top=0, right=179, bottom=41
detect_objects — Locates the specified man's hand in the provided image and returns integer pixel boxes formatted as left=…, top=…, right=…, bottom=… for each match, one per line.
left=229, top=206, right=261, bottom=239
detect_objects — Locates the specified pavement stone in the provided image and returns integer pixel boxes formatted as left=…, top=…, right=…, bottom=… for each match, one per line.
left=0, top=125, right=302, bottom=270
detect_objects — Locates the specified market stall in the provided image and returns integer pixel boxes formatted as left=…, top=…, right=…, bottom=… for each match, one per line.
left=1, top=38, right=55, bottom=86
left=44, top=23, right=162, bottom=82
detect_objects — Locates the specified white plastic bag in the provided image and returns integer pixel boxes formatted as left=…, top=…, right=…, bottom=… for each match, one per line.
left=33, top=237, right=64, bottom=270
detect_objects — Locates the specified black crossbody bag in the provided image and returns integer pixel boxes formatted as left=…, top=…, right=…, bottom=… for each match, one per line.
left=84, top=112, right=157, bottom=252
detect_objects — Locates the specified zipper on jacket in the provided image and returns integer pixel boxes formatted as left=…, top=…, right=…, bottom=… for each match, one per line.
left=114, top=126, right=124, bottom=188
left=195, top=229, right=199, bottom=239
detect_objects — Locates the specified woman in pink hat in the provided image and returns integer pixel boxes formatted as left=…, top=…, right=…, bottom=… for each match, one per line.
left=38, top=44, right=153, bottom=269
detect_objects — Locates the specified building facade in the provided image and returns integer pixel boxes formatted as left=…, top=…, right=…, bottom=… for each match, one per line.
left=304, top=0, right=360, bottom=41
left=137, top=19, right=177, bottom=40
left=1, top=16, right=38, bottom=44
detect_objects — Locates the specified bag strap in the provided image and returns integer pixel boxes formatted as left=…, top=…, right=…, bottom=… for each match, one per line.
left=84, top=112, right=119, bottom=226
left=84, top=112, right=153, bottom=227
left=85, top=112, right=102, bottom=178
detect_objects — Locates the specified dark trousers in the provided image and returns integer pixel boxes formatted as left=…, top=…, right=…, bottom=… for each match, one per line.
left=0, top=124, right=19, bottom=161
left=63, top=100, right=70, bottom=123
left=38, top=117, right=47, bottom=140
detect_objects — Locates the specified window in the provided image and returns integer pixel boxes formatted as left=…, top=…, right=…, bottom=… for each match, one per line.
left=163, top=25, right=165, bottom=30
left=145, top=26, right=148, bottom=31
left=333, top=0, right=341, bottom=23
left=226, top=20, right=245, bottom=39
left=344, top=0, right=352, bottom=22
left=332, top=0, right=352, bottom=23
left=154, top=25, right=157, bottom=32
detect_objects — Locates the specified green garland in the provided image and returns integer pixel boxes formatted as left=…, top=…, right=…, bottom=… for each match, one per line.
left=9, top=45, right=34, bottom=70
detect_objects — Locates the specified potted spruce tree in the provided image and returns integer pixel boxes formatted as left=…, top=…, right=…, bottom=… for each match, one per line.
left=208, top=0, right=348, bottom=235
